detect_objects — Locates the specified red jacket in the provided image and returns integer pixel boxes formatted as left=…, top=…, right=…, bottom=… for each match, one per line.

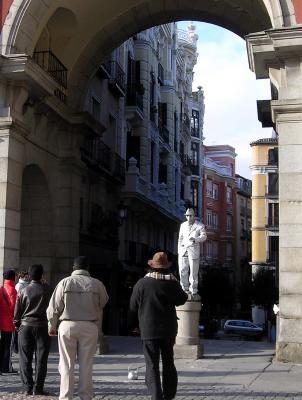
left=0, top=280, right=16, bottom=332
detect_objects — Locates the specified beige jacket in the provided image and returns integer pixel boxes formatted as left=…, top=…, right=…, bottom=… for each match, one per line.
left=47, top=269, right=109, bottom=331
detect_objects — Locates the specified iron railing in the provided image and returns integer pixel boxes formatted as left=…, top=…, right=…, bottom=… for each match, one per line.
left=33, top=50, right=67, bottom=102
left=109, top=61, right=126, bottom=94
left=81, top=138, right=125, bottom=181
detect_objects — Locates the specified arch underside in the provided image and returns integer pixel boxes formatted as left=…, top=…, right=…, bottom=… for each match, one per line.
left=1, top=0, right=290, bottom=110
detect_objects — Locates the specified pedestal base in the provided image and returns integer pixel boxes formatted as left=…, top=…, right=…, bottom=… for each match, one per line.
left=174, top=342, right=203, bottom=359
left=175, top=300, right=203, bottom=359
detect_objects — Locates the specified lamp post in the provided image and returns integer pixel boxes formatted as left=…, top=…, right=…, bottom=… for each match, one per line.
left=117, top=201, right=128, bottom=226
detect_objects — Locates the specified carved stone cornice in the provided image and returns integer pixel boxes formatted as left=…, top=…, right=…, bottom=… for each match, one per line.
left=271, top=99, right=302, bottom=123
left=246, top=26, right=302, bottom=79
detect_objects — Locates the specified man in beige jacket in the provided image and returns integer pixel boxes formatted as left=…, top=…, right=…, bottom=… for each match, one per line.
left=47, top=256, right=109, bottom=400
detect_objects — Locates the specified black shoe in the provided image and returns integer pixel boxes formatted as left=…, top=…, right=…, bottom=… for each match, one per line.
left=22, top=389, right=33, bottom=396
left=33, top=389, right=50, bottom=396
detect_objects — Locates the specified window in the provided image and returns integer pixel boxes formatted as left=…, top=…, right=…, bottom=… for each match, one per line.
left=91, top=96, right=101, bottom=121
left=191, top=180, right=198, bottom=211
left=268, top=202, right=279, bottom=227
left=151, top=141, right=155, bottom=184
left=226, top=214, right=232, bottom=232
left=213, top=183, right=219, bottom=200
left=268, top=173, right=279, bottom=196
left=226, top=186, right=233, bottom=204
left=191, top=142, right=199, bottom=175
left=174, top=111, right=178, bottom=152
left=226, top=242, right=232, bottom=259
left=206, top=179, right=213, bottom=197
left=206, top=209, right=218, bottom=229
left=150, top=72, right=156, bottom=122
left=191, top=109, right=199, bottom=137
left=206, top=240, right=218, bottom=259
left=191, top=142, right=199, bottom=166
left=158, top=102, right=167, bottom=128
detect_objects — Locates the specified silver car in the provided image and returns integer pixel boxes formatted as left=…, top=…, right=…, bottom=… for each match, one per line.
left=224, top=320, right=263, bottom=337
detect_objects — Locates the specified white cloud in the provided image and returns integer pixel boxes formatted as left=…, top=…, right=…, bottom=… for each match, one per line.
left=190, top=23, right=271, bottom=177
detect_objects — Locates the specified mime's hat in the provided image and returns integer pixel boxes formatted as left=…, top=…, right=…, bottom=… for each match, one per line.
left=184, top=208, right=195, bottom=216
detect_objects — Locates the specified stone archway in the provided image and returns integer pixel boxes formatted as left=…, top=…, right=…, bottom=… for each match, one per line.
left=20, top=164, right=54, bottom=284
left=1, top=0, right=302, bottom=363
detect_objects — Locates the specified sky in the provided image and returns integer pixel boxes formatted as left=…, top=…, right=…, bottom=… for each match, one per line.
left=178, top=21, right=272, bottom=178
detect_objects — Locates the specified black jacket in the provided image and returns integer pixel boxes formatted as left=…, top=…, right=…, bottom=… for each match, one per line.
left=14, top=281, right=52, bottom=328
left=129, top=272, right=188, bottom=340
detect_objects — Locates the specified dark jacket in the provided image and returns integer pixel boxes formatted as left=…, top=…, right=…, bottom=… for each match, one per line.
left=14, top=280, right=52, bottom=328
left=129, top=271, right=188, bottom=340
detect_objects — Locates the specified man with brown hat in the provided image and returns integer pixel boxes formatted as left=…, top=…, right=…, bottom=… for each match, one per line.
left=129, top=251, right=188, bottom=400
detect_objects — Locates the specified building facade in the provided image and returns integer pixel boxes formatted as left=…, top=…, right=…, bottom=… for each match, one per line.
left=250, top=136, right=279, bottom=325
left=235, top=174, right=252, bottom=316
left=0, top=21, right=205, bottom=334
left=200, top=145, right=237, bottom=317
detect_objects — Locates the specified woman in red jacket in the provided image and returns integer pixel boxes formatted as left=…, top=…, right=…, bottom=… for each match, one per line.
left=0, top=269, right=17, bottom=373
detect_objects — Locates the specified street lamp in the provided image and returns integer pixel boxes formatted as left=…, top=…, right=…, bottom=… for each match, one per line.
left=117, top=201, right=128, bottom=225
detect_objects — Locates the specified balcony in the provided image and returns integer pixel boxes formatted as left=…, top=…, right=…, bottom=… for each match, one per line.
left=108, top=61, right=126, bottom=97
left=268, top=148, right=278, bottom=166
left=159, top=125, right=169, bottom=144
left=33, top=50, right=67, bottom=102
left=266, top=216, right=279, bottom=230
left=126, top=85, right=144, bottom=122
left=123, top=158, right=184, bottom=221
left=191, top=127, right=199, bottom=138
left=98, top=58, right=112, bottom=79
left=265, top=184, right=279, bottom=198
left=180, top=154, right=192, bottom=176
left=81, top=137, right=125, bottom=182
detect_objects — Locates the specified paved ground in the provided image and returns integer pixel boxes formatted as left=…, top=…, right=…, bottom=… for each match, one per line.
left=0, top=336, right=302, bottom=399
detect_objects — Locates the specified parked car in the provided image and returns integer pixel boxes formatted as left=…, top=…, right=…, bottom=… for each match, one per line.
left=224, top=320, right=263, bottom=337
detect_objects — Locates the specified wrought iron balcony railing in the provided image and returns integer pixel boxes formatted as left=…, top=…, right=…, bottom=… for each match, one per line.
left=33, top=50, right=67, bottom=102
left=109, top=61, right=126, bottom=97
left=81, top=138, right=125, bottom=182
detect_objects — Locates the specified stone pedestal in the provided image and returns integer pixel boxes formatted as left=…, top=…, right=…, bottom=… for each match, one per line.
left=174, top=300, right=203, bottom=359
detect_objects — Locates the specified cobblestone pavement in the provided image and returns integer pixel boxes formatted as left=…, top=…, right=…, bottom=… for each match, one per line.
left=0, top=337, right=302, bottom=399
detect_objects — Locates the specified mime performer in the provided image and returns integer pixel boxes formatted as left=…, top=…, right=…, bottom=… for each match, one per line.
left=178, top=208, right=207, bottom=300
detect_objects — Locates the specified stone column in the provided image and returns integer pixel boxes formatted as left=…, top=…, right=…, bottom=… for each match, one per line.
left=174, top=300, right=203, bottom=359
left=246, top=27, right=302, bottom=362
left=0, top=130, right=24, bottom=280
left=52, top=160, right=81, bottom=285
left=272, top=100, right=302, bottom=362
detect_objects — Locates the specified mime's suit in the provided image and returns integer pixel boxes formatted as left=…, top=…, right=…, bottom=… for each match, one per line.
left=178, top=220, right=207, bottom=294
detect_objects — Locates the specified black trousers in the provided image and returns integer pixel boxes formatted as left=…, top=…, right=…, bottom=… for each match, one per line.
left=142, top=338, right=177, bottom=400
left=18, top=325, right=50, bottom=391
left=0, top=331, right=14, bottom=372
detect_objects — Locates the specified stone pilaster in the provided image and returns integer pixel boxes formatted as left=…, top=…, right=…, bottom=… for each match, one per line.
left=0, top=127, right=24, bottom=280
left=246, top=27, right=302, bottom=362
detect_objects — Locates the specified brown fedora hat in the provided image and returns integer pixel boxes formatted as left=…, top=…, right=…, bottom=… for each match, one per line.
left=148, top=252, right=172, bottom=269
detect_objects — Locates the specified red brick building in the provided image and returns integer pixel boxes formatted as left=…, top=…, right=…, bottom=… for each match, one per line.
left=201, top=145, right=237, bottom=270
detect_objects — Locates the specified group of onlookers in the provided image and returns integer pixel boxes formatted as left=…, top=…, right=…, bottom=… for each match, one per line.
left=0, top=251, right=188, bottom=400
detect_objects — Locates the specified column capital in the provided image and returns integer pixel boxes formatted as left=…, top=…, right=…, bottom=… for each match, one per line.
left=271, top=99, right=302, bottom=123
left=246, top=26, right=302, bottom=79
